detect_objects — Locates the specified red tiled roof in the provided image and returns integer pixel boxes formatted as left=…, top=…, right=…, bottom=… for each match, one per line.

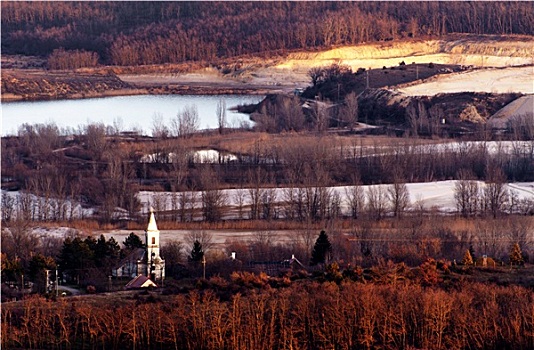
left=125, top=275, right=157, bottom=289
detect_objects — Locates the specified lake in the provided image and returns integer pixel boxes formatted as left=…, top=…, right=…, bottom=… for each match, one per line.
left=1, top=94, right=264, bottom=136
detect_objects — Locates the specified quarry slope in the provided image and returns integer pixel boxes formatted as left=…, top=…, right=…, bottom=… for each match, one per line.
left=231, top=35, right=534, bottom=93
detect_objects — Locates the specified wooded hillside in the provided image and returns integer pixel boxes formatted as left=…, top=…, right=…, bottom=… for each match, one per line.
left=2, top=2, right=533, bottom=66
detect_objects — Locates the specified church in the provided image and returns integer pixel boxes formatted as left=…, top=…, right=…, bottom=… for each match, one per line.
left=113, top=209, right=165, bottom=282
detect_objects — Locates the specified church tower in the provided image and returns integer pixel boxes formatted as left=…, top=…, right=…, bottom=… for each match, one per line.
left=145, top=208, right=165, bottom=281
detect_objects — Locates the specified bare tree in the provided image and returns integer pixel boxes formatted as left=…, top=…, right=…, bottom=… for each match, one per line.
left=387, top=180, right=410, bottom=218
left=233, top=188, right=247, bottom=220
left=366, top=185, right=388, bottom=220
left=1, top=218, right=39, bottom=269
left=172, top=105, right=199, bottom=138
left=483, top=166, right=508, bottom=218
left=308, top=66, right=324, bottom=86
left=345, top=173, right=365, bottom=219
left=261, top=187, right=277, bottom=220
left=200, top=167, right=227, bottom=222
left=17, top=190, right=35, bottom=221
left=311, top=101, right=329, bottom=133
left=185, top=231, right=214, bottom=254
left=338, top=92, right=359, bottom=129
left=84, top=122, right=108, bottom=160
left=216, top=98, right=227, bottom=134
left=169, top=142, right=189, bottom=220
left=454, top=169, right=480, bottom=218
left=2, top=193, right=15, bottom=223
left=247, top=168, right=266, bottom=220
left=151, top=112, right=170, bottom=138
left=278, top=97, right=306, bottom=132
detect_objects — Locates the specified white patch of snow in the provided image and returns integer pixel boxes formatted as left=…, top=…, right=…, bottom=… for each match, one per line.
left=193, top=149, right=238, bottom=163
left=397, top=66, right=534, bottom=95
left=140, top=150, right=238, bottom=164
left=489, top=95, right=534, bottom=129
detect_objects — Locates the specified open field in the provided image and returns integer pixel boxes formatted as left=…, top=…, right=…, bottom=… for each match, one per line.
left=10, top=179, right=532, bottom=253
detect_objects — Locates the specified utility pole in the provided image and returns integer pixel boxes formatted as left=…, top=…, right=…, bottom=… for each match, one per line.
left=202, top=255, right=206, bottom=280
left=45, top=269, right=50, bottom=293
left=416, top=65, right=419, bottom=80
left=56, top=267, right=59, bottom=297
left=366, top=69, right=370, bottom=89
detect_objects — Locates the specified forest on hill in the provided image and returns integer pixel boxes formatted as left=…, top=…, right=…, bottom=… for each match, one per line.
left=2, top=1, right=533, bottom=67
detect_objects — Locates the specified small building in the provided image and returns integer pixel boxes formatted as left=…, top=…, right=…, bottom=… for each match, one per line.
left=249, top=255, right=306, bottom=276
left=113, top=209, right=165, bottom=282
left=125, top=275, right=157, bottom=289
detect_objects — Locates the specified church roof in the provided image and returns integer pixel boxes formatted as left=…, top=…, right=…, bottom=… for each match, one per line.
left=125, top=275, right=157, bottom=289
left=115, top=248, right=146, bottom=268
left=147, top=208, right=159, bottom=232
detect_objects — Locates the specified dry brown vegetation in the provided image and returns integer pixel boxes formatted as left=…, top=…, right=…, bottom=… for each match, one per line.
left=2, top=277, right=533, bottom=350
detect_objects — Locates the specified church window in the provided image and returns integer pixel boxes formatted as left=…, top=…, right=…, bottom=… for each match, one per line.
left=152, top=237, right=156, bottom=245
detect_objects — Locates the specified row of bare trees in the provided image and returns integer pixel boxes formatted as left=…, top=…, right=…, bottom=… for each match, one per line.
left=2, top=280, right=533, bottom=350
left=47, top=48, right=99, bottom=70
left=2, top=121, right=533, bottom=223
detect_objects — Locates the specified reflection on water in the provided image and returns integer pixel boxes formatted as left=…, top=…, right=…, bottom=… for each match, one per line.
left=1, top=94, right=263, bottom=136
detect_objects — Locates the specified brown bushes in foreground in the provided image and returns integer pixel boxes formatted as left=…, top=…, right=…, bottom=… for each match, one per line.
left=2, top=281, right=533, bottom=350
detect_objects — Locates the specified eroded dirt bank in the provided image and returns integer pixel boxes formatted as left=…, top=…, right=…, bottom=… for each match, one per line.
left=2, top=35, right=533, bottom=102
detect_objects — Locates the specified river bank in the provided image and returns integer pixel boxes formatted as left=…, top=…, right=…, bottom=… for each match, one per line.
left=1, top=68, right=290, bottom=102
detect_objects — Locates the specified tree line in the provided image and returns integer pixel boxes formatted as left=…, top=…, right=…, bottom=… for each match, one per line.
left=2, top=2, right=533, bottom=66
left=2, top=123, right=533, bottom=224
left=2, top=208, right=532, bottom=299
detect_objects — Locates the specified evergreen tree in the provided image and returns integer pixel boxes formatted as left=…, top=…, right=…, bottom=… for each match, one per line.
left=123, top=232, right=145, bottom=250
left=310, top=230, right=332, bottom=266
left=28, top=254, right=56, bottom=293
left=461, top=249, right=474, bottom=266
left=95, top=235, right=120, bottom=270
left=58, top=237, right=95, bottom=284
left=509, top=243, right=524, bottom=266
left=189, top=240, right=204, bottom=263
left=468, top=244, right=476, bottom=261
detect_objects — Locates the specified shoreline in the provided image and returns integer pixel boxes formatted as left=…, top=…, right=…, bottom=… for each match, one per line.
left=1, top=85, right=279, bottom=103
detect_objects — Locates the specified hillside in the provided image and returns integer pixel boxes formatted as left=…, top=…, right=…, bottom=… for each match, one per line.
left=2, top=2, right=532, bottom=65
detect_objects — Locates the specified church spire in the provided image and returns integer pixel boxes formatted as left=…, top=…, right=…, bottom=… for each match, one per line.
left=147, top=207, right=159, bottom=232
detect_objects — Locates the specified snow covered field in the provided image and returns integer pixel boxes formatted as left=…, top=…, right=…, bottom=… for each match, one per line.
left=337, top=140, right=534, bottom=159
left=5, top=179, right=533, bottom=249
left=397, top=66, right=534, bottom=95
left=137, top=180, right=534, bottom=218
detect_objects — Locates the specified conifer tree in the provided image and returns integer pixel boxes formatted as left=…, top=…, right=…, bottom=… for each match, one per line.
left=461, top=249, right=473, bottom=266
left=509, top=243, right=524, bottom=266
left=468, top=244, right=476, bottom=261
left=310, top=230, right=332, bottom=266
left=189, top=240, right=204, bottom=263
left=123, top=232, right=145, bottom=250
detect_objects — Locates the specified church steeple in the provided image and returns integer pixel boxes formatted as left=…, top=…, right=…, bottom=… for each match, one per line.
left=147, top=207, right=159, bottom=232
left=145, top=208, right=163, bottom=280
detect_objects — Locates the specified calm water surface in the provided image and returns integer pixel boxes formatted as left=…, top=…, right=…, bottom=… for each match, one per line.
left=1, top=94, right=263, bottom=136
